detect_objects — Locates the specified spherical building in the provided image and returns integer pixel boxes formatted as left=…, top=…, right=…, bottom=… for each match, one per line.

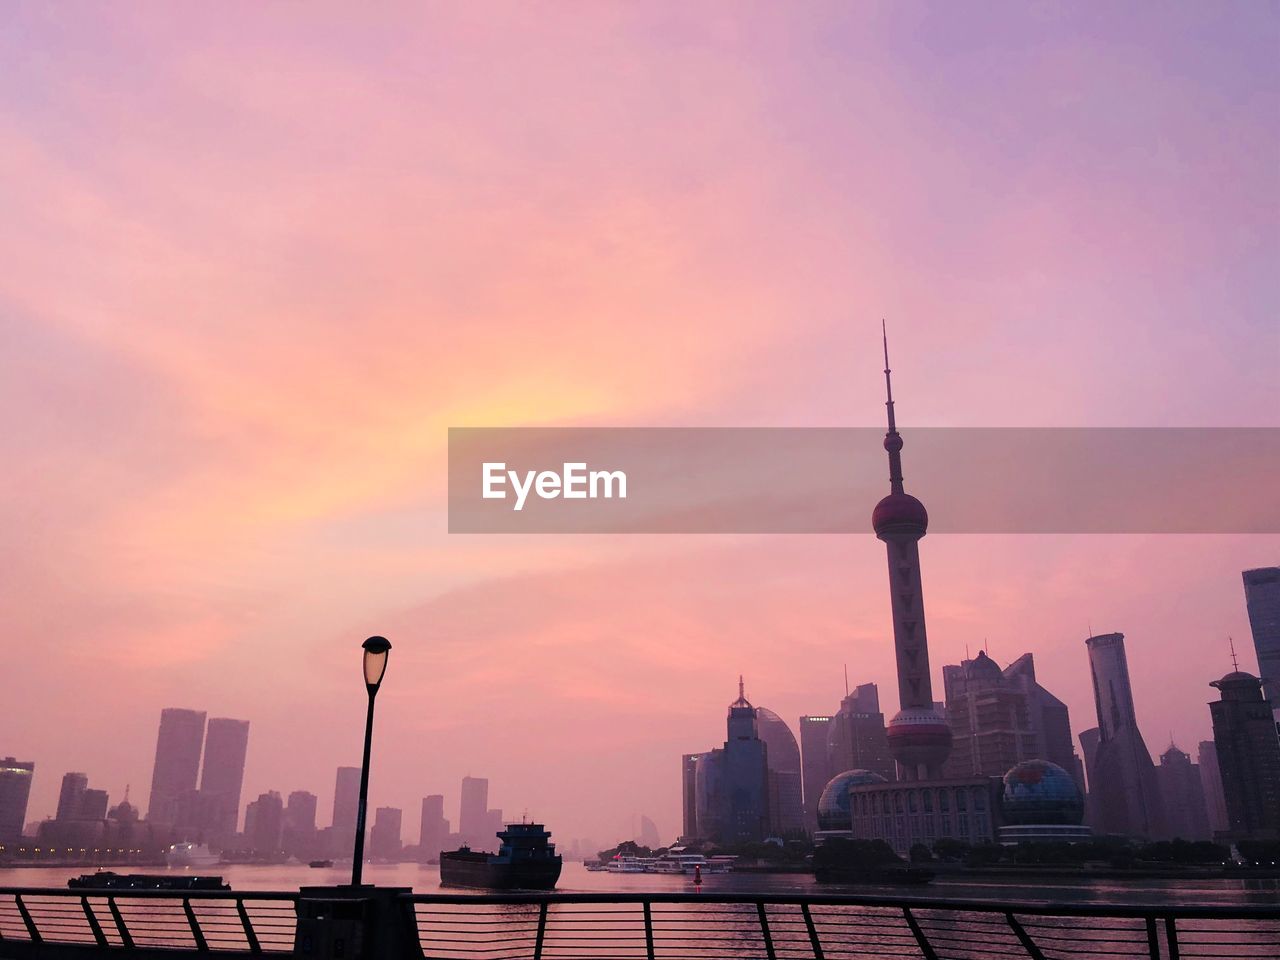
left=886, top=706, right=953, bottom=776
left=815, top=770, right=888, bottom=834
left=997, top=759, right=1090, bottom=844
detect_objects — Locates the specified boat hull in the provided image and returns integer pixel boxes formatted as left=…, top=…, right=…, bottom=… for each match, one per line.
left=439, top=853, right=562, bottom=890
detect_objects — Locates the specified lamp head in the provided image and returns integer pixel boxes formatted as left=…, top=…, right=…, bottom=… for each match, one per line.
left=362, top=636, right=392, bottom=692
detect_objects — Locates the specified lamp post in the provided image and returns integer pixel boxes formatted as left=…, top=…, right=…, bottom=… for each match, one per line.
left=351, top=635, right=391, bottom=887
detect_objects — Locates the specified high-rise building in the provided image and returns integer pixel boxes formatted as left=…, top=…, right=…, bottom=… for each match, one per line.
left=331, top=766, right=361, bottom=836
left=638, top=814, right=661, bottom=849
left=943, top=651, right=1082, bottom=785
left=826, top=683, right=895, bottom=784
left=459, top=776, right=488, bottom=843
left=419, top=795, right=448, bottom=860
left=370, top=806, right=403, bottom=860
left=56, top=772, right=89, bottom=821
left=1209, top=669, right=1280, bottom=841
left=694, top=748, right=725, bottom=842
left=1082, top=633, right=1166, bottom=839
left=680, top=755, right=700, bottom=839
left=0, top=758, right=35, bottom=842
left=286, top=790, right=318, bottom=834
left=79, top=789, right=109, bottom=821
left=721, top=678, right=770, bottom=842
left=199, top=718, right=250, bottom=838
left=756, top=707, right=805, bottom=837
left=1156, top=744, right=1211, bottom=841
left=244, top=791, right=284, bottom=853
left=1243, top=567, right=1280, bottom=719
left=799, top=716, right=833, bottom=833
left=871, top=332, right=951, bottom=781
left=147, top=708, right=206, bottom=824
left=1197, top=741, right=1230, bottom=836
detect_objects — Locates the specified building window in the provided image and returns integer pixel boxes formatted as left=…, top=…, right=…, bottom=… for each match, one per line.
left=923, top=790, right=933, bottom=813
left=957, top=790, right=967, bottom=813
left=908, top=791, right=917, bottom=813
left=940, top=789, right=950, bottom=812
left=973, top=789, right=986, bottom=811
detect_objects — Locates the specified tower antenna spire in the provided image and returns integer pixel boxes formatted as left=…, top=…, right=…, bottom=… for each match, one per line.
left=739, top=674, right=745, bottom=701
left=881, top=320, right=905, bottom=494
left=1229, top=636, right=1239, bottom=671
left=843, top=663, right=849, bottom=696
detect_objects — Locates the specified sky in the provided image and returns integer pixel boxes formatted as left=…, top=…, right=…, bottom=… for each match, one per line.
left=1, top=3, right=1277, bottom=847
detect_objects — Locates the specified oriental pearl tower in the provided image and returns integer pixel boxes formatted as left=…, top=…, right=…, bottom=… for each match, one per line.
left=873, top=325, right=952, bottom=781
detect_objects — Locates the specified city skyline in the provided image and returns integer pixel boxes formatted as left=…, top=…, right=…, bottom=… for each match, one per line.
left=1, top=4, right=1277, bottom=847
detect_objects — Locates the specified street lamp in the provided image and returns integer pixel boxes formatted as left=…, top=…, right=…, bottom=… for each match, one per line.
left=351, top=635, right=391, bottom=886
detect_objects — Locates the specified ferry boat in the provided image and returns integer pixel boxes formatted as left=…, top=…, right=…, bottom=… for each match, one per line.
left=439, top=822, right=562, bottom=890
left=605, top=855, right=653, bottom=873
left=165, top=842, right=220, bottom=868
left=69, top=872, right=229, bottom=891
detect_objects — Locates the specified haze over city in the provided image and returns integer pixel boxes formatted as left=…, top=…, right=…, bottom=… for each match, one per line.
left=2, top=3, right=1277, bottom=850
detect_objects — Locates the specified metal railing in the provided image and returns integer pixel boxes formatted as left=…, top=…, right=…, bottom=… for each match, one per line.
left=2, top=887, right=1278, bottom=959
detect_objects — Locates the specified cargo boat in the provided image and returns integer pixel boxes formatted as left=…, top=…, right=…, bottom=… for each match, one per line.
left=68, top=872, right=230, bottom=891
left=439, top=822, right=562, bottom=890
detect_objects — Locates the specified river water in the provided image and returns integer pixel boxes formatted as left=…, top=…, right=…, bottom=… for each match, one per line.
left=2, top=861, right=1278, bottom=907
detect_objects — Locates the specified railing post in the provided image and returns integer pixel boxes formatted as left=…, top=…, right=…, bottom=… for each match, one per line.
left=1164, top=916, right=1180, bottom=960
left=643, top=900, right=655, bottom=960
left=532, top=901, right=548, bottom=960
left=108, top=896, right=135, bottom=949
left=81, top=896, right=108, bottom=948
left=800, top=903, right=825, bottom=960
left=236, top=898, right=262, bottom=953
left=1145, top=916, right=1160, bottom=959
left=756, top=902, right=776, bottom=960
left=14, top=894, right=40, bottom=943
left=902, top=906, right=938, bottom=960
left=400, top=895, right=425, bottom=959
left=184, top=897, right=209, bottom=951
left=1004, top=913, right=1045, bottom=960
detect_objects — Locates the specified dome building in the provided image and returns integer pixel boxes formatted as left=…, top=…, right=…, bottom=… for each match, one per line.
left=996, top=760, right=1091, bottom=844
left=815, top=770, right=888, bottom=837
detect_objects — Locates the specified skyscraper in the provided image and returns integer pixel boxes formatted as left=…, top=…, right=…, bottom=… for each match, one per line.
left=331, top=766, right=361, bottom=854
left=369, top=806, right=403, bottom=860
left=694, top=749, right=725, bottom=842
left=419, top=795, right=448, bottom=860
left=826, top=683, right=895, bottom=784
left=1156, top=744, right=1211, bottom=841
left=680, top=754, right=700, bottom=839
left=1209, top=669, right=1280, bottom=841
left=79, top=789, right=109, bottom=821
left=147, top=708, right=206, bottom=824
left=199, top=718, right=250, bottom=838
left=459, top=776, right=488, bottom=844
left=56, top=772, right=89, bottom=821
left=872, top=329, right=952, bottom=781
left=943, top=651, right=1082, bottom=784
left=1197, top=741, right=1230, bottom=836
left=1243, top=567, right=1280, bottom=717
left=244, top=791, right=284, bottom=853
left=799, top=715, right=833, bottom=833
left=756, top=707, right=804, bottom=837
left=1083, top=633, right=1166, bottom=839
left=0, top=758, right=35, bottom=842
left=721, top=678, right=770, bottom=842
left=283, top=790, right=318, bottom=859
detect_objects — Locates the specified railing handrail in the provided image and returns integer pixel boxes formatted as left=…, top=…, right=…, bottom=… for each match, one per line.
left=4, top=885, right=1278, bottom=920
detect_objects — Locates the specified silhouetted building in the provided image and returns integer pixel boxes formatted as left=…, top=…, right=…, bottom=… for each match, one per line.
left=1156, top=744, right=1211, bottom=840
left=1082, top=633, right=1166, bottom=839
left=283, top=790, right=317, bottom=858
left=419, top=795, right=448, bottom=860
left=56, top=773, right=89, bottom=821
left=680, top=754, right=700, bottom=838
left=997, top=760, right=1090, bottom=844
left=1003, top=653, right=1085, bottom=787
left=79, top=789, right=109, bottom=821
left=1197, top=740, right=1230, bottom=836
left=459, top=776, right=489, bottom=844
left=244, top=791, right=283, bottom=854
left=147, top=708, right=206, bottom=824
left=694, top=748, right=725, bottom=842
left=799, top=715, right=833, bottom=833
left=331, top=766, right=361, bottom=853
left=757, top=707, right=805, bottom=837
left=872, top=334, right=951, bottom=781
left=0, top=759, right=35, bottom=843
left=722, top=678, right=770, bottom=842
left=638, top=814, right=661, bottom=849
left=199, top=718, right=249, bottom=839
left=1209, top=670, right=1280, bottom=841
left=1244, top=567, right=1280, bottom=719
left=370, top=806, right=402, bottom=860
left=827, top=684, right=895, bottom=785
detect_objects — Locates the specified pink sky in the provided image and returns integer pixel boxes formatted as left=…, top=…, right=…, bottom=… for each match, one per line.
left=1, top=3, right=1277, bottom=846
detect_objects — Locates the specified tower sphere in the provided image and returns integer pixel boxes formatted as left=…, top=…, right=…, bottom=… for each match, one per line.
left=872, top=492, right=929, bottom=538
left=886, top=706, right=952, bottom=772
